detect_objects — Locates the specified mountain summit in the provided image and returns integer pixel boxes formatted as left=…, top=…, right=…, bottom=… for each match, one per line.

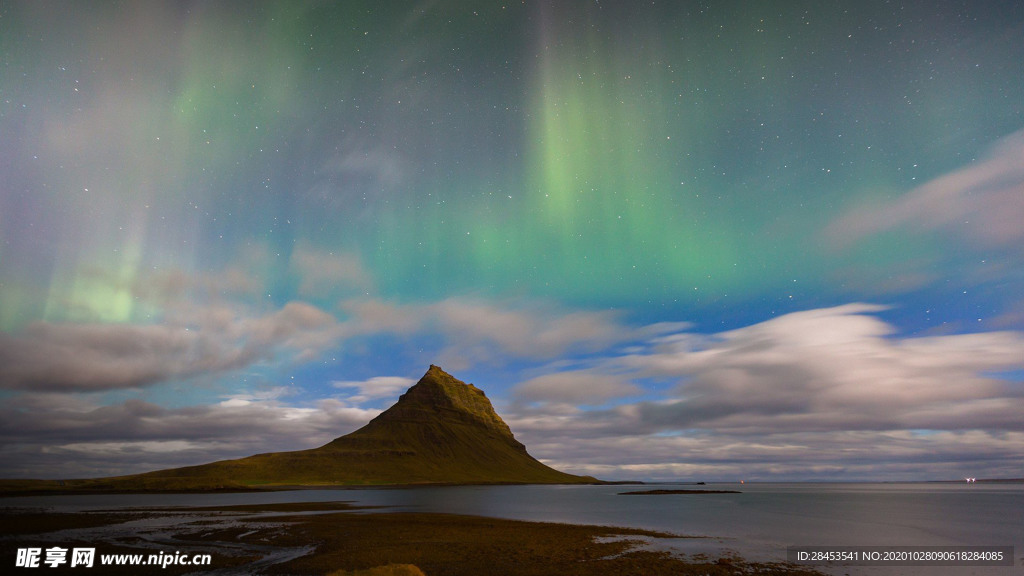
left=305, top=364, right=592, bottom=484
left=79, top=365, right=597, bottom=490
left=334, top=364, right=527, bottom=454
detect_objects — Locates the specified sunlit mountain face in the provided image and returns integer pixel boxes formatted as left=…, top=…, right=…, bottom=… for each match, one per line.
left=2, top=1, right=1023, bottom=482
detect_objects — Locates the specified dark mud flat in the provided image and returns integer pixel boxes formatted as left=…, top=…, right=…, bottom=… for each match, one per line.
left=2, top=502, right=822, bottom=576
left=618, top=489, right=743, bottom=495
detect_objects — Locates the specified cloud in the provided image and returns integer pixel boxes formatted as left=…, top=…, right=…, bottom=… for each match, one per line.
left=0, top=300, right=342, bottom=392
left=614, top=304, right=1024, bottom=434
left=430, top=299, right=625, bottom=358
left=244, top=301, right=341, bottom=361
left=332, top=376, right=416, bottom=404
left=6, top=298, right=1022, bottom=481
left=513, top=370, right=640, bottom=405
left=828, top=128, right=1024, bottom=250
left=527, top=429, right=1024, bottom=482
left=134, top=268, right=263, bottom=305
left=218, top=386, right=294, bottom=408
left=0, top=394, right=379, bottom=479
left=0, top=323, right=249, bottom=392
left=505, top=304, right=1024, bottom=480
left=341, top=297, right=631, bottom=366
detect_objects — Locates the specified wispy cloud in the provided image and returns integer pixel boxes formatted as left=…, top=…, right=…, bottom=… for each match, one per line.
left=332, top=376, right=416, bottom=404
left=342, top=297, right=632, bottom=367
left=828, top=128, right=1024, bottom=251
left=291, top=245, right=374, bottom=297
left=513, top=370, right=640, bottom=405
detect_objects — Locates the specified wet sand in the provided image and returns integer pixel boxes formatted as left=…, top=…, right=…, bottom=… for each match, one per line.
left=1, top=501, right=825, bottom=575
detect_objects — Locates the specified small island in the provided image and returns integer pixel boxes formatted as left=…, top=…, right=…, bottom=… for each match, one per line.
left=619, top=489, right=742, bottom=495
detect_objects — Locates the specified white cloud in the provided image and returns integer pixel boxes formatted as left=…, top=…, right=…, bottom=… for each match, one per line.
left=332, top=376, right=416, bottom=404
left=341, top=297, right=631, bottom=365
left=603, top=305, right=1024, bottom=435
left=431, top=299, right=624, bottom=358
left=219, top=386, right=294, bottom=408
left=6, top=298, right=1022, bottom=481
left=828, top=128, right=1024, bottom=250
left=506, top=304, right=1024, bottom=480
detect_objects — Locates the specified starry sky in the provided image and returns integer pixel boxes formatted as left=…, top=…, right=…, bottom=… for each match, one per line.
left=2, top=1, right=1023, bottom=482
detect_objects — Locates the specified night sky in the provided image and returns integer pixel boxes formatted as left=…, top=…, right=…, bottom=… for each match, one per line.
left=2, top=1, right=1023, bottom=481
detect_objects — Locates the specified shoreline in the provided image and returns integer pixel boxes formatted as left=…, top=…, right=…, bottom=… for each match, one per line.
left=0, top=480, right=642, bottom=498
left=4, top=477, right=1020, bottom=498
left=1, top=501, right=825, bottom=575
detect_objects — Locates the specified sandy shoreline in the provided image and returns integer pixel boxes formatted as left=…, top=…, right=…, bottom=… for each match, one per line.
left=1, top=501, right=825, bottom=575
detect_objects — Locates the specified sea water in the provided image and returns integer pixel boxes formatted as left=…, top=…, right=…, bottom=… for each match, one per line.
left=3, top=482, right=1021, bottom=575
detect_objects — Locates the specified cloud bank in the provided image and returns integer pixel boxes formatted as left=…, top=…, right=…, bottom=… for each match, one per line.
left=0, top=392, right=379, bottom=479
left=508, top=304, right=1024, bottom=481
left=2, top=264, right=1022, bottom=480
left=0, top=301, right=342, bottom=392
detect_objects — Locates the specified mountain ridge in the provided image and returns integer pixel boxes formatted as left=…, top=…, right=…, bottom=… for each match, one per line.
left=4, top=365, right=598, bottom=492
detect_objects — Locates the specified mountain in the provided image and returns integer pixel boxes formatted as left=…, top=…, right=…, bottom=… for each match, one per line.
left=32, top=365, right=597, bottom=491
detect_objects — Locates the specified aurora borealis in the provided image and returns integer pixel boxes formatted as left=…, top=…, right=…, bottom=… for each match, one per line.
left=1, top=1, right=1023, bottom=481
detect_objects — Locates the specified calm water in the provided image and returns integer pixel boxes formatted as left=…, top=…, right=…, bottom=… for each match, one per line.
left=3, top=482, right=1021, bottom=575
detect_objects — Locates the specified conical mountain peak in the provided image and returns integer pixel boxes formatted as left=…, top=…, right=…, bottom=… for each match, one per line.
left=79, top=365, right=598, bottom=489
left=401, top=364, right=490, bottom=410
left=382, top=365, right=516, bottom=439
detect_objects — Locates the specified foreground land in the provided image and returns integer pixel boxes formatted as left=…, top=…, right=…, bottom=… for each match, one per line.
left=1, top=501, right=825, bottom=576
